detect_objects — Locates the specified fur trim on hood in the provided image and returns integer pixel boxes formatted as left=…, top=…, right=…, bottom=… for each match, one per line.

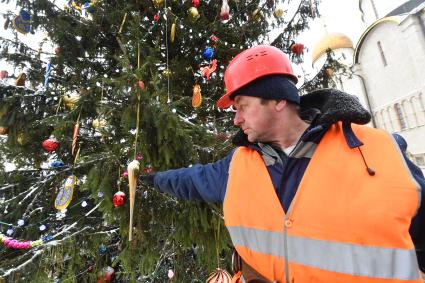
left=232, top=88, right=371, bottom=146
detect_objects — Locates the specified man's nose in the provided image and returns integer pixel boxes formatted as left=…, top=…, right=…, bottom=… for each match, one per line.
left=234, top=111, right=243, bottom=126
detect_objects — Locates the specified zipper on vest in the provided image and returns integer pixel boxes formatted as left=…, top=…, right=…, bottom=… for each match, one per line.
left=283, top=216, right=290, bottom=283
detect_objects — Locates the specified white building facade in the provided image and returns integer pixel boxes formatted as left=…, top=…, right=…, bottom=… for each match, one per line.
left=312, top=0, right=425, bottom=172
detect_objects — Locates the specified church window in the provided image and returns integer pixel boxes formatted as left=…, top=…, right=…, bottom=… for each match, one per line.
left=377, top=41, right=387, bottom=66
left=394, top=103, right=407, bottom=130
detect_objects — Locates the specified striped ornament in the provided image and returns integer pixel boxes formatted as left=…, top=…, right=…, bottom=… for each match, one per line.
left=206, top=268, right=232, bottom=283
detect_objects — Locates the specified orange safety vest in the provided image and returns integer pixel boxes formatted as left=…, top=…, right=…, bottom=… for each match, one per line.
left=224, top=123, right=422, bottom=283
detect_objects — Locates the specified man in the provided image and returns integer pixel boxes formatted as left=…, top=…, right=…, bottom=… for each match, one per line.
left=143, top=45, right=425, bottom=282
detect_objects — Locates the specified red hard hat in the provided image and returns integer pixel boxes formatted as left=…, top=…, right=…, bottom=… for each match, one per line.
left=217, top=45, right=297, bottom=109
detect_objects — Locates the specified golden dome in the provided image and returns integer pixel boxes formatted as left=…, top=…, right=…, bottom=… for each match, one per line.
left=311, top=33, right=354, bottom=63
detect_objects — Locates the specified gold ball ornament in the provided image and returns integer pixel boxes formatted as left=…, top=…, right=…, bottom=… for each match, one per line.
left=163, top=69, right=172, bottom=77
left=62, top=94, right=81, bottom=110
left=325, top=67, right=334, bottom=78
left=188, top=7, right=200, bottom=21
left=153, top=0, right=165, bottom=8
left=273, top=7, right=284, bottom=18
left=92, top=118, right=107, bottom=130
left=206, top=268, right=232, bottom=283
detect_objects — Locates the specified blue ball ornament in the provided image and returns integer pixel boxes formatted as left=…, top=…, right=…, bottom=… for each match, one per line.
left=203, top=47, right=214, bottom=61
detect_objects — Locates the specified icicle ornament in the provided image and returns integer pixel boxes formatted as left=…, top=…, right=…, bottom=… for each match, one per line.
left=127, top=160, right=140, bottom=241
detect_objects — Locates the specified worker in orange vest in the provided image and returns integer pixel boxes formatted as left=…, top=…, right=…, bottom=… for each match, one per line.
left=142, top=45, right=425, bottom=283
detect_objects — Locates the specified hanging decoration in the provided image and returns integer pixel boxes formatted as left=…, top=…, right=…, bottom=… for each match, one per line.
left=0, top=126, right=8, bottom=135
left=0, top=70, right=8, bottom=79
left=170, top=23, right=176, bottom=43
left=127, top=160, right=140, bottom=241
left=167, top=269, right=175, bottom=280
left=134, top=80, right=145, bottom=91
left=13, top=10, right=31, bottom=34
left=192, top=0, right=200, bottom=8
left=290, top=43, right=304, bottom=55
left=92, top=118, right=107, bottom=130
left=82, top=2, right=95, bottom=17
left=251, top=8, right=263, bottom=22
left=0, top=233, right=53, bottom=250
left=206, top=268, right=232, bottom=283
left=54, top=175, right=78, bottom=211
left=273, top=7, right=284, bottom=18
left=220, top=0, right=230, bottom=21
left=325, top=67, right=334, bottom=78
left=144, top=165, right=154, bottom=174
left=112, top=191, right=126, bottom=207
left=42, top=136, right=60, bottom=153
left=188, top=7, right=200, bottom=21
left=203, top=47, right=214, bottom=61
left=192, top=84, right=202, bottom=108
left=310, top=0, right=315, bottom=17
left=63, top=94, right=80, bottom=110
left=44, top=62, right=52, bottom=88
left=72, top=114, right=80, bottom=156
left=201, top=59, right=217, bottom=80
left=50, top=160, right=65, bottom=169
left=15, top=73, right=26, bottom=86
left=209, top=35, right=219, bottom=46
left=97, top=266, right=115, bottom=283
left=153, top=13, right=159, bottom=22
left=153, top=0, right=165, bottom=8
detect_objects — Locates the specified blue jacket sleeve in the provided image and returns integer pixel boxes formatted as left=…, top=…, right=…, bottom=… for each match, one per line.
left=152, top=151, right=234, bottom=203
left=393, top=133, right=425, bottom=272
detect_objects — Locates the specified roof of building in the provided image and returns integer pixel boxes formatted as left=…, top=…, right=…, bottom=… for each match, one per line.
left=354, top=0, right=425, bottom=63
left=311, top=33, right=354, bottom=63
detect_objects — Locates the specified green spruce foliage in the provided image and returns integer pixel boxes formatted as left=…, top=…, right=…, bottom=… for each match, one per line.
left=0, top=0, right=328, bottom=281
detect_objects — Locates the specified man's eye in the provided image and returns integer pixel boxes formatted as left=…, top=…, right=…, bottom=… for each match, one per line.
left=230, top=105, right=237, bottom=112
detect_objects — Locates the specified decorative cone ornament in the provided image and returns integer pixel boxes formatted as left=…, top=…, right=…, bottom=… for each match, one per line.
left=112, top=191, right=126, bottom=207
left=325, top=67, right=334, bottom=78
left=206, top=268, right=231, bottom=283
left=127, top=160, right=140, bottom=241
left=220, top=0, right=230, bottom=21
left=170, top=23, right=176, bottom=43
left=192, top=84, right=202, bottom=108
left=290, top=43, right=304, bottom=55
left=15, top=73, right=26, bottom=86
left=42, top=136, right=60, bottom=152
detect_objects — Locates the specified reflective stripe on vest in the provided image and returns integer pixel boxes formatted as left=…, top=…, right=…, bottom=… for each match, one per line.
left=228, top=226, right=419, bottom=280
left=223, top=123, right=421, bottom=283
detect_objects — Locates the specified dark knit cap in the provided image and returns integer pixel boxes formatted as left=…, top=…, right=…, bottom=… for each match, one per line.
left=229, top=75, right=299, bottom=104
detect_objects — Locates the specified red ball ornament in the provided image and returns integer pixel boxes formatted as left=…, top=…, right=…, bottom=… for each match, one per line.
left=112, top=191, right=126, bottom=207
left=291, top=43, right=304, bottom=55
left=206, top=268, right=232, bottom=283
left=122, top=171, right=129, bottom=179
left=144, top=165, right=154, bottom=174
left=153, top=13, right=159, bottom=22
left=97, top=266, right=115, bottom=283
left=134, top=80, right=145, bottom=90
left=0, top=70, right=8, bottom=79
left=42, top=136, right=60, bottom=153
left=192, top=0, right=199, bottom=8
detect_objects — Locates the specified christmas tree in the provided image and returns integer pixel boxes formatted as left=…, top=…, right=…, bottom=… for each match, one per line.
left=0, top=0, right=336, bottom=281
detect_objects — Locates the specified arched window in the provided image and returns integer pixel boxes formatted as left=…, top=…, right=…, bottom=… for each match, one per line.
left=394, top=103, right=407, bottom=131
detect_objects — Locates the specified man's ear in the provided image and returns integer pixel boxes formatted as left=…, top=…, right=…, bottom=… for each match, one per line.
left=275, top=100, right=287, bottom=111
